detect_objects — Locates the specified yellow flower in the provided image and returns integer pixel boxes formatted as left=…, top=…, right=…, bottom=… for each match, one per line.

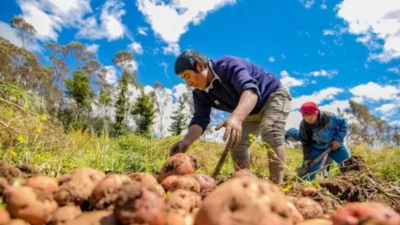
left=16, top=134, right=25, bottom=143
left=11, top=96, right=17, bottom=102
left=23, top=104, right=29, bottom=110
left=40, top=114, right=47, bottom=122
left=35, top=127, right=42, bottom=134
left=10, top=150, right=17, bottom=158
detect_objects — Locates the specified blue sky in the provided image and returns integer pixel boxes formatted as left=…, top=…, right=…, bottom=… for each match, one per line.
left=1, top=0, right=400, bottom=140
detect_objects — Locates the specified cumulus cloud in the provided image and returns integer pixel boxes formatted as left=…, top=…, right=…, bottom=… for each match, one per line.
left=280, top=70, right=304, bottom=88
left=86, top=44, right=99, bottom=54
left=387, top=66, right=400, bottom=75
left=268, top=56, right=275, bottom=62
left=128, top=42, right=144, bottom=55
left=349, top=82, right=400, bottom=101
left=308, top=69, right=338, bottom=78
left=299, top=0, right=315, bottom=9
left=335, top=0, right=400, bottom=62
left=136, top=0, right=237, bottom=55
left=291, top=87, right=344, bottom=110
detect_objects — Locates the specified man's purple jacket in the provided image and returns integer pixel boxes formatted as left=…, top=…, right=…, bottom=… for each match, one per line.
left=189, top=56, right=281, bottom=133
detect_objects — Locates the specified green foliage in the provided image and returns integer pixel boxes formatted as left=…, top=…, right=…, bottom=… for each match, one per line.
left=132, top=89, right=156, bottom=138
left=64, top=70, right=94, bottom=108
left=168, top=96, right=187, bottom=136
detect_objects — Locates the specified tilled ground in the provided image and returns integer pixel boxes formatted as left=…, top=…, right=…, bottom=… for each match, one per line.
left=0, top=154, right=399, bottom=225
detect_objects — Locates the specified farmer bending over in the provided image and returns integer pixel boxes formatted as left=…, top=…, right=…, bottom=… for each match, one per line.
left=299, top=101, right=351, bottom=180
left=285, top=128, right=333, bottom=178
left=169, top=49, right=292, bottom=184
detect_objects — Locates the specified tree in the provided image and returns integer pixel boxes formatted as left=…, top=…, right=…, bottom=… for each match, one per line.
left=168, top=96, right=187, bottom=136
left=64, top=70, right=94, bottom=125
left=131, top=89, right=156, bottom=138
left=10, top=17, right=36, bottom=49
left=154, top=81, right=170, bottom=137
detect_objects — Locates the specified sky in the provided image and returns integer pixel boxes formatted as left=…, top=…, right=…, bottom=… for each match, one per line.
left=1, top=0, right=400, bottom=142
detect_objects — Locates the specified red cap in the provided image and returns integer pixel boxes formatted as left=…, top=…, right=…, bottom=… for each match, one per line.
left=300, top=102, right=319, bottom=115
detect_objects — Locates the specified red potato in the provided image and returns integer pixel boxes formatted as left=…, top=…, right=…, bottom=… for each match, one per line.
left=302, top=187, right=317, bottom=197
left=286, top=196, right=299, bottom=204
left=166, top=189, right=202, bottom=214
left=184, top=174, right=216, bottom=191
left=169, top=176, right=201, bottom=193
left=54, top=167, right=105, bottom=206
left=4, top=185, right=58, bottom=225
left=114, top=183, right=166, bottom=225
left=297, top=219, right=333, bottom=225
left=26, top=175, right=59, bottom=194
left=161, top=175, right=179, bottom=191
left=332, top=202, right=400, bottom=225
left=295, top=197, right=324, bottom=220
left=0, top=164, right=23, bottom=184
left=166, top=209, right=194, bottom=225
left=89, top=174, right=133, bottom=210
left=129, top=172, right=166, bottom=196
left=199, top=188, right=214, bottom=200
left=0, top=178, right=8, bottom=197
left=0, top=207, right=10, bottom=225
left=194, top=176, right=293, bottom=225
left=64, top=210, right=118, bottom=225
left=48, top=205, right=82, bottom=225
left=287, top=202, right=304, bottom=224
left=158, top=153, right=197, bottom=183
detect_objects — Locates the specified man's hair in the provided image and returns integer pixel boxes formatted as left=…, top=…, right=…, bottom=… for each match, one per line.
left=174, top=49, right=209, bottom=75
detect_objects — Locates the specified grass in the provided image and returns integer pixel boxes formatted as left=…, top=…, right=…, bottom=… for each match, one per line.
left=0, top=84, right=399, bottom=183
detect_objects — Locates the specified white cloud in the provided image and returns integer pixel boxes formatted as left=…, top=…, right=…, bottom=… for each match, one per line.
left=86, top=44, right=99, bottom=54
left=336, top=0, right=400, bottom=62
left=76, top=0, right=126, bottom=41
left=0, top=21, right=41, bottom=52
left=163, top=42, right=180, bottom=56
left=375, top=103, right=396, bottom=115
left=104, top=65, right=117, bottom=85
left=128, top=42, right=144, bottom=55
left=319, top=100, right=350, bottom=114
left=291, top=87, right=344, bottom=110
left=299, top=0, right=315, bottom=9
left=172, top=83, right=189, bottom=100
left=320, top=3, right=327, bottom=10
left=137, top=26, right=148, bottom=36
left=136, top=0, right=236, bottom=54
left=318, top=50, right=325, bottom=56
left=349, top=82, right=400, bottom=101
left=268, top=56, right=275, bottom=62
left=280, top=70, right=304, bottom=88
left=387, top=66, right=400, bottom=75
left=351, top=96, right=364, bottom=103
left=308, top=69, right=338, bottom=78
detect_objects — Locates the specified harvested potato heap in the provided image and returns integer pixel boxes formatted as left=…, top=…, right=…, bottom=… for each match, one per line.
left=0, top=155, right=400, bottom=225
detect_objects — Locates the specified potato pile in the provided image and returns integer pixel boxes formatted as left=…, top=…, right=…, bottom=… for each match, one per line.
left=1, top=153, right=400, bottom=225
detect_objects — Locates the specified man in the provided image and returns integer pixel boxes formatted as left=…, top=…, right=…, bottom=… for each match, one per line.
left=285, top=128, right=333, bottom=178
left=298, top=101, right=351, bottom=180
left=169, top=49, right=292, bottom=184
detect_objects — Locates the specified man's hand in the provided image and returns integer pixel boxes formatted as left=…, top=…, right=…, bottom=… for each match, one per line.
left=215, top=115, right=243, bottom=149
left=303, top=159, right=311, bottom=170
left=169, top=139, right=190, bottom=156
left=331, top=140, right=340, bottom=151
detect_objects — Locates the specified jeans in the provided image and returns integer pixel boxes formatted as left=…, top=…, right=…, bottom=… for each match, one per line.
left=301, top=144, right=351, bottom=180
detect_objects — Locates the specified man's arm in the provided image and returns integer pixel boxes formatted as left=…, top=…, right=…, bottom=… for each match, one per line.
left=186, top=91, right=212, bottom=143
left=331, top=114, right=348, bottom=143
left=183, top=124, right=203, bottom=145
left=231, top=89, right=258, bottom=121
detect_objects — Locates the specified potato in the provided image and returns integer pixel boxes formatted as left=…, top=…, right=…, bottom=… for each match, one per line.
left=287, top=202, right=304, bottom=224
left=114, top=183, right=166, bottom=225
left=7, top=219, right=30, bottom=225
left=89, top=174, right=133, bottom=210
left=302, top=187, right=317, bottom=197
left=184, top=174, right=216, bottom=191
left=332, top=202, right=400, bottom=225
left=129, top=172, right=158, bottom=189
left=166, top=189, right=202, bottom=214
left=49, top=205, right=82, bottom=225
left=0, top=207, right=10, bottom=225
left=158, top=153, right=197, bottom=183
left=295, top=197, right=324, bottom=220
left=161, top=175, right=179, bottom=191
left=64, top=210, right=118, bottom=225
left=5, top=186, right=58, bottom=225
left=395, top=202, right=400, bottom=214
left=27, top=175, right=59, bottom=194
left=166, top=209, right=194, bottom=225
left=54, top=167, right=105, bottom=206
left=286, top=196, right=299, bottom=204
left=169, top=176, right=201, bottom=193
left=231, top=169, right=257, bottom=179
left=0, top=178, right=8, bottom=197
left=199, top=188, right=214, bottom=200
left=194, top=176, right=293, bottom=225
left=0, top=164, right=23, bottom=184
left=297, top=219, right=333, bottom=225
left=16, top=164, right=39, bottom=178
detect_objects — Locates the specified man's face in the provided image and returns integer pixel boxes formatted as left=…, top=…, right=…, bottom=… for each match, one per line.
left=303, top=113, right=317, bottom=124
left=179, top=62, right=208, bottom=90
